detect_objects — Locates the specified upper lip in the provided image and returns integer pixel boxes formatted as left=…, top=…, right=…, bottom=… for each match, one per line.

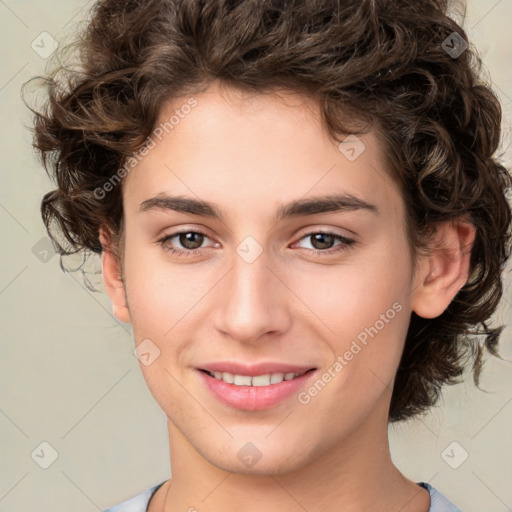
left=198, top=361, right=316, bottom=376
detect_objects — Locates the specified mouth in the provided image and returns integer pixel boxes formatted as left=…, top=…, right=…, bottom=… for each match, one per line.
left=199, top=368, right=315, bottom=386
left=196, top=363, right=317, bottom=411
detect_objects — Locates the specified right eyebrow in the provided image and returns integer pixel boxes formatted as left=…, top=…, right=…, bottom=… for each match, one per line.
left=139, top=195, right=225, bottom=220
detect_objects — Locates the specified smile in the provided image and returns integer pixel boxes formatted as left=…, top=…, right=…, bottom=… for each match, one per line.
left=202, top=370, right=309, bottom=386
left=197, top=367, right=317, bottom=410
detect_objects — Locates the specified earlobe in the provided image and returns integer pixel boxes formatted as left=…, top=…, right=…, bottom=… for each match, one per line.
left=411, top=218, right=476, bottom=319
left=99, top=227, right=131, bottom=324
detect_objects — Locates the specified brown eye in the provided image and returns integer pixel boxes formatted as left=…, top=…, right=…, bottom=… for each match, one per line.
left=309, top=233, right=336, bottom=250
left=157, top=230, right=218, bottom=257
left=177, top=232, right=205, bottom=250
left=294, top=231, right=356, bottom=256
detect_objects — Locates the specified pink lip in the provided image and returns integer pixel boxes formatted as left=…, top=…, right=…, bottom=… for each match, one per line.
left=196, top=363, right=317, bottom=411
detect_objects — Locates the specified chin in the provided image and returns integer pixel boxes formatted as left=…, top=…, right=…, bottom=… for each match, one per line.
left=199, top=436, right=318, bottom=476
left=213, top=453, right=309, bottom=476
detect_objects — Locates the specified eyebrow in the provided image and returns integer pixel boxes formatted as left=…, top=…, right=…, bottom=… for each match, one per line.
left=139, top=193, right=378, bottom=220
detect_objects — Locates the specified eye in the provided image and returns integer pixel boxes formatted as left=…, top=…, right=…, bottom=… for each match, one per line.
left=157, top=230, right=218, bottom=257
left=293, top=231, right=356, bottom=255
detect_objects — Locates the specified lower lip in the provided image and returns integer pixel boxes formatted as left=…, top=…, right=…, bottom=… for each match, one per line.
left=197, top=369, right=316, bottom=411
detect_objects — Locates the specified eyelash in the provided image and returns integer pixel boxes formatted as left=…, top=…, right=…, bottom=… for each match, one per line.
left=157, top=230, right=356, bottom=258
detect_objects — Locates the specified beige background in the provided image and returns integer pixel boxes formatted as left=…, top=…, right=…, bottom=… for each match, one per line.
left=1, top=0, right=511, bottom=510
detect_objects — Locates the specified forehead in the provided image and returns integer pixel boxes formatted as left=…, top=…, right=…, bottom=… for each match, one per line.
left=122, top=82, right=403, bottom=224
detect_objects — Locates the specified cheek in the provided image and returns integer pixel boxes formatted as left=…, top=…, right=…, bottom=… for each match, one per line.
left=123, top=242, right=206, bottom=335
left=288, top=238, right=411, bottom=330
left=286, top=237, right=412, bottom=388
left=122, top=244, right=222, bottom=391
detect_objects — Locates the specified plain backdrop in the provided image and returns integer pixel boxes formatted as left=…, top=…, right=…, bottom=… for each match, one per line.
left=1, top=1, right=511, bottom=510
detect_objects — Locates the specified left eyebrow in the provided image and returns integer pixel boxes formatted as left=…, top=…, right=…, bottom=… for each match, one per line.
left=138, top=192, right=379, bottom=220
left=275, top=193, right=379, bottom=219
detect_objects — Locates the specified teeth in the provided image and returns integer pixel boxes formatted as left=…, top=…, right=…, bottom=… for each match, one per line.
left=233, top=374, right=252, bottom=386
left=221, top=372, right=234, bottom=384
left=208, top=371, right=302, bottom=386
left=270, top=372, right=284, bottom=384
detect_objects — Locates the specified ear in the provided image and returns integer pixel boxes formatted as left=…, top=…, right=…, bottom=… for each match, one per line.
left=411, top=217, right=476, bottom=319
left=99, top=227, right=131, bottom=324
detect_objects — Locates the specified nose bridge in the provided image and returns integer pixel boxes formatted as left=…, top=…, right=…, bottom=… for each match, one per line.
left=213, top=239, right=289, bottom=342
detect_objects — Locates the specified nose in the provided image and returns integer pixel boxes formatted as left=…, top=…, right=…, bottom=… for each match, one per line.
left=213, top=246, right=292, bottom=344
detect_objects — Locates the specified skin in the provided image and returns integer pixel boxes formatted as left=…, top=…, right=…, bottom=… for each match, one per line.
left=100, top=80, right=475, bottom=512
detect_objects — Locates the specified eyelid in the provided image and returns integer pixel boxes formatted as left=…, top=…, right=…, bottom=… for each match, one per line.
left=159, top=228, right=218, bottom=246
left=155, top=228, right=217, bottom=256
left=294, top=225, right=355, bottom=241
left=291, top=230, right=356, bottom=253
left=157, top=223, right=217, bottom=241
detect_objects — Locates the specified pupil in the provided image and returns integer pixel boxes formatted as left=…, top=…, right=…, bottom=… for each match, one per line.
left=312, top=233, right=333, bottom=250
left=180, top=232, right=203, bottom=249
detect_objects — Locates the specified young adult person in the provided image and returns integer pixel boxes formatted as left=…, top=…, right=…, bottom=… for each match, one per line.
left=26, top=0, right=512, bottom=510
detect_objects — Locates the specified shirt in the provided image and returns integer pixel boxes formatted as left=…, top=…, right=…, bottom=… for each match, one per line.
left=102, top=481, right=462, bottom=511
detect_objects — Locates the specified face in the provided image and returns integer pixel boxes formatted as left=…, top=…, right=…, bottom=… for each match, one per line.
left=109, top=82, right=419, bottom=474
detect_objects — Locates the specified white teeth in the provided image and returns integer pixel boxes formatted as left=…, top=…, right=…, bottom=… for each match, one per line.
left=222, top=372, right=234, bottom=384
left=233, top=374, right=252, bottom=386
left=270, top=372, right=284, bottom=384
left=252, top=374, right=271, bottom=386
left=209, top=371, right=302, bottom=386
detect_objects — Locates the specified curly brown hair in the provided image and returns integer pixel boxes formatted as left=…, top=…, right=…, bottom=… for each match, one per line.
left=23, top=0, right=512, bottom=422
